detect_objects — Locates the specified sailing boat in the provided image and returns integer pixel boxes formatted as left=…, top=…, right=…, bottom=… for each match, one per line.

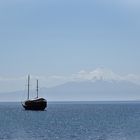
left=22, top=75, right=47, bottom=111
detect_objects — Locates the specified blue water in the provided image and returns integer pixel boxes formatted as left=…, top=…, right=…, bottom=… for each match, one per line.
left=0, top=102, right=140, bottom=140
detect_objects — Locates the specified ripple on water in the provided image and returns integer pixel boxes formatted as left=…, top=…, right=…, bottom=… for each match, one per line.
left=0, top=102, right=140, bottom=140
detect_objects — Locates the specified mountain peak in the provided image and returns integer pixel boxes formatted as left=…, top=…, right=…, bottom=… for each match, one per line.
left=74, top=68, right=123, bottom=82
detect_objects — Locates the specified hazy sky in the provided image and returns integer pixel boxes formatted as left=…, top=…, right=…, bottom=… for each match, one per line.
left=0, top=0, right=140, bottom=92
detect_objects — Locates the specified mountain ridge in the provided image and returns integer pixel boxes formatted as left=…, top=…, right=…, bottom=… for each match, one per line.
left=0, top=79, right=140, bottom=101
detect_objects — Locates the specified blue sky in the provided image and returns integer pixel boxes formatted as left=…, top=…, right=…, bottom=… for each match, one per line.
left=0, top=0, right=140, bottom=92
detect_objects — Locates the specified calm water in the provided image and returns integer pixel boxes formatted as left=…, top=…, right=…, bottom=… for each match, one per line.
left=0, top=102, right=140, bottom=140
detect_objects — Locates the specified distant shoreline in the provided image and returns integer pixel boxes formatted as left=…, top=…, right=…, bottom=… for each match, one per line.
left=0, top=100, right=140, bottom=104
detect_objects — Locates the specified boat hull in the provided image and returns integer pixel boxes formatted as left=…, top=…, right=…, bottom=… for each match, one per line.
left=22, top=98, right=47, bottom=111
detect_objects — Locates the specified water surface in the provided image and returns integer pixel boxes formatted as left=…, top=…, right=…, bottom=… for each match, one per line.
left=0, top=102, right=140, bottom=140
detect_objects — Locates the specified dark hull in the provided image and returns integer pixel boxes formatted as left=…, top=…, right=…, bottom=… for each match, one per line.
left=22, top=98, right=47, bottom=111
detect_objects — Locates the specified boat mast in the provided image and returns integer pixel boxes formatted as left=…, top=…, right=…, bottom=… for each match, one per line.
left=27, top=75, right=30, bottom=100
left=36, top=79, right=39, bottom=98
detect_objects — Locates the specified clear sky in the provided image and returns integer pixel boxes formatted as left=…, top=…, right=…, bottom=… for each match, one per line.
left=0, top=0, right=140, bottom=92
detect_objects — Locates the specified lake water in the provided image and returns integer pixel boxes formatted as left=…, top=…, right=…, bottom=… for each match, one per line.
left=0, top=102, right=140, bottom=140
